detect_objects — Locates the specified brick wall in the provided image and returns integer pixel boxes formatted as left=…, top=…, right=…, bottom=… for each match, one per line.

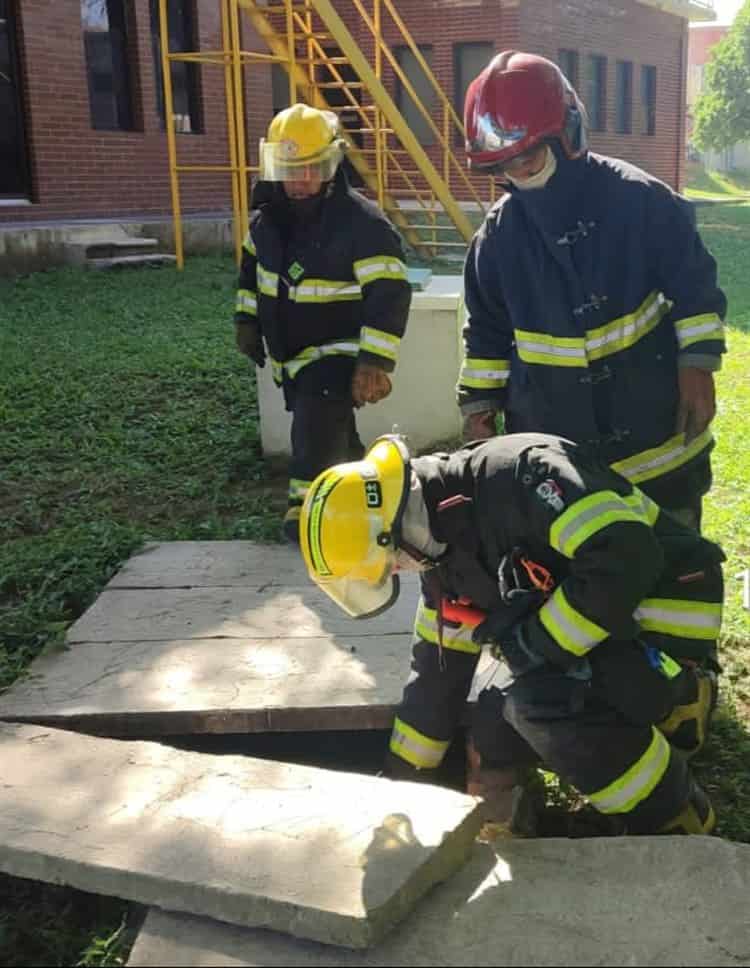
left=2, top=0, right=235, bottom=224
left=520, top=0, right=688, bottom=188
left=1, top=0, right=690, bottom=227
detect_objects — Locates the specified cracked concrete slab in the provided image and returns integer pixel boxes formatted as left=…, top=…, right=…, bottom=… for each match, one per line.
left=0, top=723, right=481, bottom=949
left=127, top=837, right=750, bottom=966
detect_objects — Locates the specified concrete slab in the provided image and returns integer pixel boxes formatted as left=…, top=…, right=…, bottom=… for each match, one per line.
left=0, top=543, right=421, bottom=736
left=0, top=723, right=481, bottom=949
left=0, top=634, right=412, bottom=735
left=64, top=584, right=419, bottom=644
left=127, top=837, right=750, bottom=967
left=104, top=542, right=311, bottom=589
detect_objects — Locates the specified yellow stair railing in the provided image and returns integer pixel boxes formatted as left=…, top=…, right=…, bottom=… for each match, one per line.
left=159, top=0, right=495, bottom=267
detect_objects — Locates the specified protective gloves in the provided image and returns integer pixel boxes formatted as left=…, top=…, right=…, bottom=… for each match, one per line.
left=235, top=321, right=266, bottom=367
left=352, top=362, right=392, bottom=407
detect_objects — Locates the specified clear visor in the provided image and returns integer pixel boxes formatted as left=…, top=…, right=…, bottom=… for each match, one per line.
left=259, top=139, right=344, bottom=183
left=314, top=558, right=400, bottom=620
left=471, top=112, right=528, bottom=156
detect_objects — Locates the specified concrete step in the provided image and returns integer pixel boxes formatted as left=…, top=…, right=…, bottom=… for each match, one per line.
left=126, top=837, right=750, bottom=966
left=87, top=253, right=177, bottom=270
left=0, top=723, right=481, bottom=949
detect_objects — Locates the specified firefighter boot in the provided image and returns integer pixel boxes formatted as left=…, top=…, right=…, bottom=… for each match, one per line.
left=658, top=667, right=718, bottom=759
left=658, top=777, right=716, bottom=835
left=282, top=506, right=302, bottom=545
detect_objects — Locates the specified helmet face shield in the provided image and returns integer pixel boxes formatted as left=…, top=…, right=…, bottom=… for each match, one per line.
left=300, top=436, right=411, bottom=619
left=258, top=137, right=344, bottom=183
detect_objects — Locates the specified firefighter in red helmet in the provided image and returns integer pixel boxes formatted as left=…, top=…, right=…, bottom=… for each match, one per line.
left=459, top=52, right=726, bottom=533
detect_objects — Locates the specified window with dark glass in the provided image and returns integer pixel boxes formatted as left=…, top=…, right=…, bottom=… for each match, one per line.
left=453, top=42, right=494, bottom=142
left=81, top=0, right=134, bottom=130
left=150, top=0, right=202, bottom=134
left=641, top=65, right=657, bottom=136
left=615, top=60, right=633, bottom=134
left=585, top=54, right=607, bottom=132
left=558, top=48, right=579, bottom=89
left=394, top=44, right=436, bottom=146
left=0, top=0, right=31, bottom=196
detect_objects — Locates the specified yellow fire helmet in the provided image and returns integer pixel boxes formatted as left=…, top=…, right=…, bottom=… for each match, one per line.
left=300, top=435, right=411, bottom=619
left=259, top=103, right=347, bottom=183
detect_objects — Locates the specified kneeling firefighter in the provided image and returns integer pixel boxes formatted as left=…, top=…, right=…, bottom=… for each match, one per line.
left=299, top=432, right=724, bottom=835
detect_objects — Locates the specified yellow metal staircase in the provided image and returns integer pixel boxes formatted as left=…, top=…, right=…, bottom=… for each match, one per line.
left=158, top=0, right=492, bottom=266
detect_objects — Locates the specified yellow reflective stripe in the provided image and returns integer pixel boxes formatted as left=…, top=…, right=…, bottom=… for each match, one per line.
left=611, top=428, right=713, bottom=484
left=290, top=279, right=361, bottom=303
left=307, top=472, right=339, bottom=577
left=243, top=234, right=256, bottom=257
left=354, top=255, right=407, bottom=284
left=549, top=490, right=654, bottom=559
left=270, top=358, right=283, bottom=384
left=587, top=727, right=670, bottom=814
left=235, top=289, right=257, bottom=316
left=515, top=329, right=588, bottom=367
left=675, top=313, right=725, bottom=349
left=415, top=604, right=481, bottom=655
left=538, top=585, right=608, bottom=657
left=288, top=478, right=312, bottom=502
left=360, top=326, right=400, bottom=362
left=390, top=717, right=449, bottom=769
left=284, top=341, right=360, bottom=379
left=585, top=291, right=668, bottom=362
left=459, top=356, right=511, bottom=389
left=635, top=599, right=723, bottom=640
left=257, top=265, right=279, bottom=297
left=657, top=651, right=683, bottom=680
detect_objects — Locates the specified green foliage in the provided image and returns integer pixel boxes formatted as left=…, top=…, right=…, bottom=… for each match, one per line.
left=693, top=0, right=750, bottom=151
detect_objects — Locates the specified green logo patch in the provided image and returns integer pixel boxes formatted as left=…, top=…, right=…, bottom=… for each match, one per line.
left=288, top=261, right=305, bottom=282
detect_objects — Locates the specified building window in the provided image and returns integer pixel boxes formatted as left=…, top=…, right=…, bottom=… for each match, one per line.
left=585, top=54, right=607, bottom=132
left=0, top=0, right=31, bottom=197
left=615, top=60, right=633, bottom=134
left=80, top=0, right=135, bottom=131
left=453, top=42, right=494, bottom=141
left=641, top=65, right=657, bottom=136
left=394, top=45, right=436, bottom=146
left=558, top=48, right=579, bottom=89
left=150, top=0, right=202, bottom=134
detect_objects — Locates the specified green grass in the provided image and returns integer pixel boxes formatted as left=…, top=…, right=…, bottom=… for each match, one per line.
left=0, top=204, right=749, bottom=962
left=685, top=164, right=750, bottom=200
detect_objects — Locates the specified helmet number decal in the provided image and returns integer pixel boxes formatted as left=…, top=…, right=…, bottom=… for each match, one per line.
left=365, top=480, right=382, bottom=509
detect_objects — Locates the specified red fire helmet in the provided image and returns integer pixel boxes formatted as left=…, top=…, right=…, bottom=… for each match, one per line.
left=464, top=51, right=588, bottom=171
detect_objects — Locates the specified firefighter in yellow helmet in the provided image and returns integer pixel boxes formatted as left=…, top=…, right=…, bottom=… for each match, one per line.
left=301, top=430, right=724, bottom=836
left=234, top=104, right=411, bottom=542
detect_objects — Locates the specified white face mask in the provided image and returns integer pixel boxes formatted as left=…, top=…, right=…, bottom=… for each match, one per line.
left=506, top=146, right=558, bottom=191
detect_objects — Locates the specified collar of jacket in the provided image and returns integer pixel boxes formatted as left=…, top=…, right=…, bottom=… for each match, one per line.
left=413, top=454, right=479, bottom=552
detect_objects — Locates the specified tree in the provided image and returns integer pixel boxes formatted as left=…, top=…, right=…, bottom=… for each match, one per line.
left=692, top=0, right=750, bottom=152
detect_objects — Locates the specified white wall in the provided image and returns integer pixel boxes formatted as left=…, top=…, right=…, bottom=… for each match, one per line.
left=257, top=276, right=465, bottom=458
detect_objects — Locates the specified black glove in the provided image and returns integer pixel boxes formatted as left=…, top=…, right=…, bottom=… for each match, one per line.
left=235, top=321, right=266, bottom=367
left=472, top=590, right=546, bottom=678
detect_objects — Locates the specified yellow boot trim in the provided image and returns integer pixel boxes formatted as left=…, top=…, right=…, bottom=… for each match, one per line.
left=658, top=672, right=716, bottom=758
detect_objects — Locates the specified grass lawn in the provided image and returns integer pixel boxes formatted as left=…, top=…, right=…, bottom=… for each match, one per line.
left=0, top=203, right=748, bottom=963
left=684, top=164, right=750, bottom=200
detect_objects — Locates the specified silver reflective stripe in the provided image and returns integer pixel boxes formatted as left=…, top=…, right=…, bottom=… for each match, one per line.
left=553, top=496, right=637, bottom=557
left=355, top=259, right=406, bottom=281
left=516, top=338, right=587, bottom=360
left=585, top=293, right=665, bottom=354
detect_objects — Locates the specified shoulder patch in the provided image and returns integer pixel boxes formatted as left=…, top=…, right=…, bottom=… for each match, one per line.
left=535, top=478, right=566, bottom=513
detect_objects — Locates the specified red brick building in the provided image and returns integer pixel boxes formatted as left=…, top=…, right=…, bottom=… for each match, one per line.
left=0, top=0, right=713, bottom=226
